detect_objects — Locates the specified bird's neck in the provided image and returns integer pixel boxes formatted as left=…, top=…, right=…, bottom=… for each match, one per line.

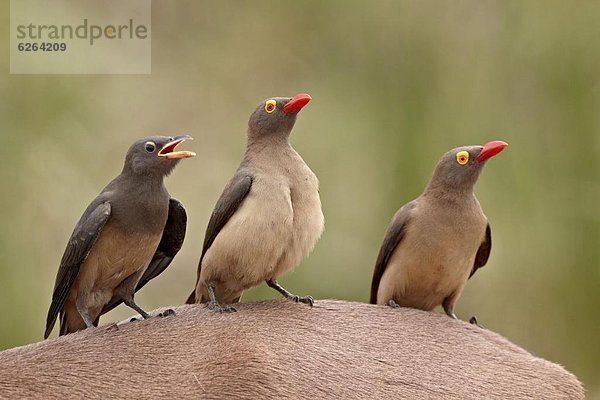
left=423, top=181, right=476, bottom=205
left=118, top=169, right=167, bottom=194
left=245, top=134, right=292, bottom=154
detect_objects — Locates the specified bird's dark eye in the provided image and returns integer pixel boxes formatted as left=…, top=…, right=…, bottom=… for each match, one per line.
left=265, top=100, right=276, bottom=113
left=145, top=142, right=156, bottom=153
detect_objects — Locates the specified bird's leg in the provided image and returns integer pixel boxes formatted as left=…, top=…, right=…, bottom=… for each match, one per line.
left=266, top=279, right=314, bottom=306
left=112, top=271, right=154, bottom=321
left=122, top=295, right=151, bottom=320
left=75, top=297, right=95, bottom=329
left=206, top=282, right=237, bottom=313
left=129, top=308, right=176, bottom=320
left=387, top=299, right=401, bottom=308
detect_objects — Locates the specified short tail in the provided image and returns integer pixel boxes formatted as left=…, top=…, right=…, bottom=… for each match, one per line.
left=369, top=292, right=377, bottom=305
left=59, top=312, right=69, bottom=336
left=44, top=312, right=57, bottom=339
left=44, top=309, right=72, bottom=338
left=57, top=307, right=94, bottom=337
left=369, top=276, right=379, bottom=305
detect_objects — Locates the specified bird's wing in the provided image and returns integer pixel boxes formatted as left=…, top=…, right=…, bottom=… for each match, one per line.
left=44, top=201, right=111, bottom=339
left=186, top=171, right=253, bottom=304
left=100, top=198, right=187, bottom=315
left=369, top=201, right=416, bottom=304
left=469, top=223, right=492, bottom=278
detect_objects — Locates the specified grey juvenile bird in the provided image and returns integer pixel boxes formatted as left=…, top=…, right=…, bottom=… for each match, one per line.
left=45, top=136, right=195, bottom=338
left=186, top=94, right=324, bottom=312
left=370, top=140, right=508, bottom=320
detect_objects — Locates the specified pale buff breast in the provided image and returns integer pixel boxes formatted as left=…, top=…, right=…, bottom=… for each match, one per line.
left=199, top=174, right=295, bottom=297
left=68, top=222, right=162, bottom=316
left=377, top=203, right=487, bottom=310
left=272, top=161, right=324, bottom=279
left=199, top=146, right=323, bottom=304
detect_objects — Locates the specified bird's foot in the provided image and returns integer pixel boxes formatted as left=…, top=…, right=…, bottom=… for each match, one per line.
left=444, top=307, right=458, bottom=319
left=129, top=317, right=140, bottom=322
left=105, top=323, right=119, bottom=332
left=122, top=298, right=151, bottom=319
left=287, top=294, right=314, bottom=306
left=207, top=302, right=237, bottom=313
left=387, top=299, right=401, bottom=308
left=266, top=280, right=313, bottom=307
left=469, top=316, right=483, bottom=328
left=157, top=309, right=176, bottom=318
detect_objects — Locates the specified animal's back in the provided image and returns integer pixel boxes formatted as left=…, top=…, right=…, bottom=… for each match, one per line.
left=0, top=300, right=584, bottom=399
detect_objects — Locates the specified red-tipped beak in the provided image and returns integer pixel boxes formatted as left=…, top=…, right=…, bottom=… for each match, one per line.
left=475, top=140, right=508, bottom=162
left=283, top=93, right=312, bottom=114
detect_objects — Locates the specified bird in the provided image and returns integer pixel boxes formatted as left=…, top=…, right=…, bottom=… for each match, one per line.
left=44, top=135, right=195, bottom=338
left=186, top=93, right=324, bottom=312
left=370, top=140, right=508, bottom=320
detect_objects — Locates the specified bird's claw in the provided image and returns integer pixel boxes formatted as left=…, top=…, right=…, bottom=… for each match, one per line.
left=469, top=316, right=483, bottom=328
left=387, top=299, right=401, bottom=308
left=105, top=323, right=119, bottom=332
left=158, top=309, right=176, bottom=318
left=292, top=295, right=314, bottom=306
left=129, top=309, right=175, bottom=322
left=207, top=302, right=237, bottom=313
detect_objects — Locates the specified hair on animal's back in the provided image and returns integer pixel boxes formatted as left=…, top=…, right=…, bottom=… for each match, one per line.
left=0, top=300, right=584, bottom=399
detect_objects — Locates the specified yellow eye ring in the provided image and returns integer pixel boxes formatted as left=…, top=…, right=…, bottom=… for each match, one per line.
left=456, top=151, right=469, bottom=165
left=265, top=100, right=277, bottom=113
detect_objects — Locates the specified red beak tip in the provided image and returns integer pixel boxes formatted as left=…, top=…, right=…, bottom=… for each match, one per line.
left=476, top=140, right=508, bottom=162
left=491, top=140, right=509, bottom=148
left=283, top=93, right=312, bottom=113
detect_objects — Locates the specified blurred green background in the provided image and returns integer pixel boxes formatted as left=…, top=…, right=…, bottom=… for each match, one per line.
left=1, top=0, right=598, bottom=395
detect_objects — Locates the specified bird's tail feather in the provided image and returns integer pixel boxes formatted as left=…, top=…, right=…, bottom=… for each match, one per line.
left=369, top=291, right=378, bottom=305
left=59, top=311, right=69, bottom=336
left=58, top=307, right=94, bottom=336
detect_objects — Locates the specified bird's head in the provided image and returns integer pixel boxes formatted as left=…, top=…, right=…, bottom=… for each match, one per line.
left=427, top=140, right=508, bottom=193
left=247, top=93, right=312, bottom=141
left=124, top=135, right=196, bottom=177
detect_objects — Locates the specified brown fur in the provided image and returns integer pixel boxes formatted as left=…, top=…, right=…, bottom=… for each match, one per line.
left=0, top=300, right=583, bottom=399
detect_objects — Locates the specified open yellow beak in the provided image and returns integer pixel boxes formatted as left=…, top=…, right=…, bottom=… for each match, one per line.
left=158, top=135, right=196, bottom=159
